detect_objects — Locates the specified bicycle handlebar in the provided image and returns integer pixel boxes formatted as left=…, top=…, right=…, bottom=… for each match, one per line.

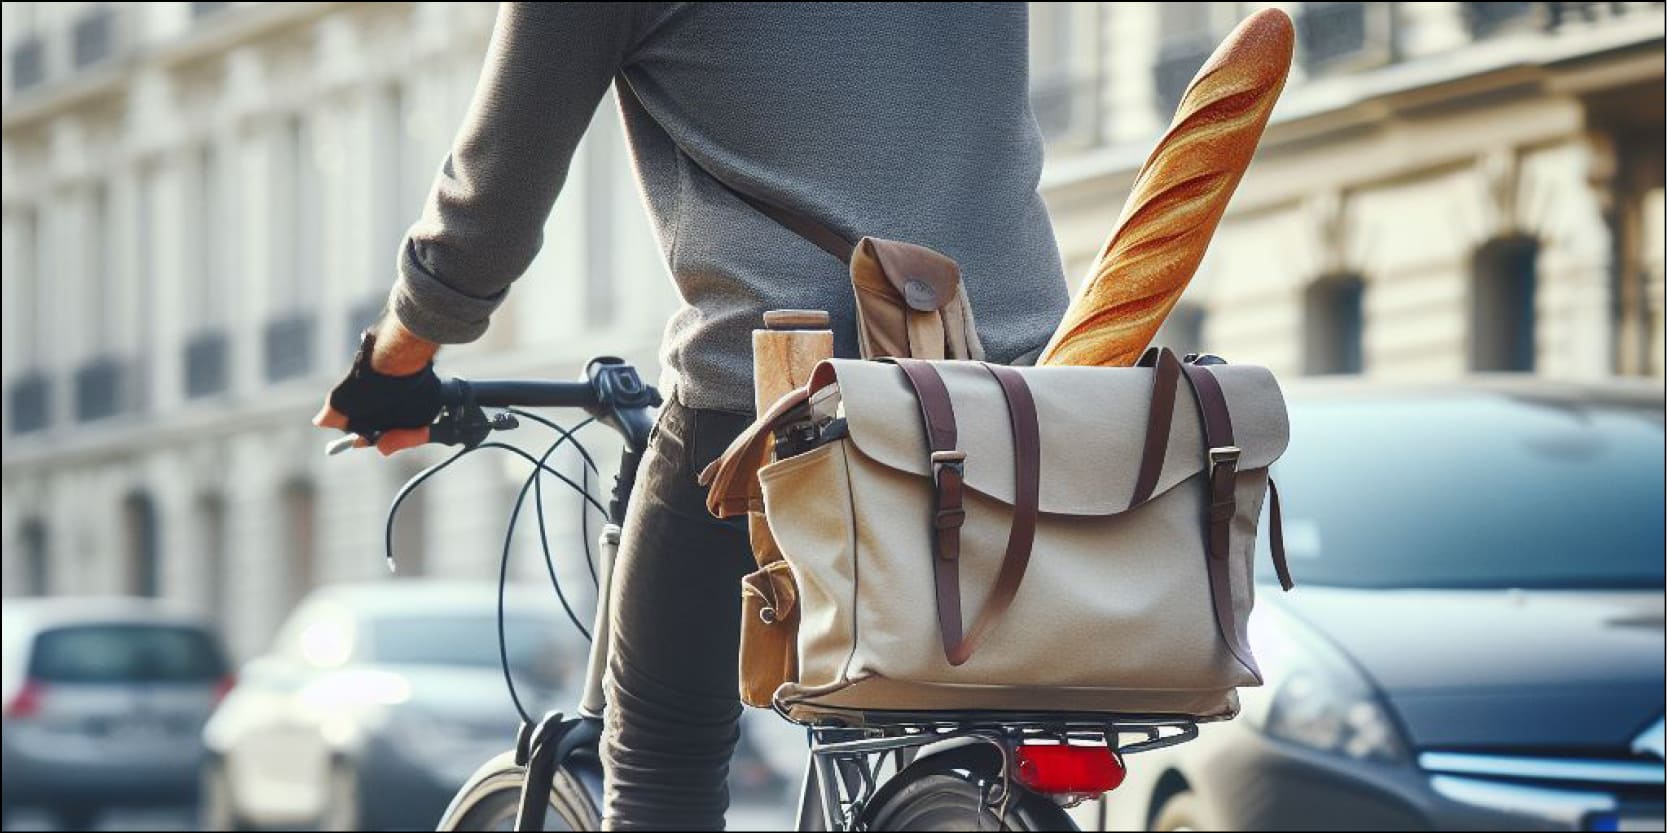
left=327, top=356, right=661, bottom=456
left=443, top=379, right=598, bottom=410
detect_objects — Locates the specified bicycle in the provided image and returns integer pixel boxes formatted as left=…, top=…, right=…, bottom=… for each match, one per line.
left=334, top=355, right=1199, bottom=831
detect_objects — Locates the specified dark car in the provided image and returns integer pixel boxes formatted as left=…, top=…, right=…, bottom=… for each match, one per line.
left=1, top=598, right=232, bottom=830
left=201, top=581, right=576, bottom=831
left=1095, top=377, right=1665, bottom=831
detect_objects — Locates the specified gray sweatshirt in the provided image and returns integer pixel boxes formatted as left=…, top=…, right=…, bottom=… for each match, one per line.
left=391, top=2, right=1069, bottom=413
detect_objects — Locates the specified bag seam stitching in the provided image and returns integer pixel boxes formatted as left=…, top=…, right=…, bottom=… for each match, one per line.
left=835, top=440, right=863, bottom=688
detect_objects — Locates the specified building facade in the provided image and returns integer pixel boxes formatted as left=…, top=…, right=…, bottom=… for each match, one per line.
left=3, top=2, right=1663, bottom=658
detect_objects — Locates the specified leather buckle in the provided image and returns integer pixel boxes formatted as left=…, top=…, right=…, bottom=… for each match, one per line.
left=930, top=449, right=966, bottom=486
left=1208, top=445, right=1241, bottom=478
left=934, top=507, right=967, bottom=531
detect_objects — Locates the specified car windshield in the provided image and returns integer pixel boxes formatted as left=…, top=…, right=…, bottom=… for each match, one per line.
left=1258, top=391, right=1664, bottom=590
left=29, top=624, right=226, bottom=684
left=367, top=614, right=562, bottom=676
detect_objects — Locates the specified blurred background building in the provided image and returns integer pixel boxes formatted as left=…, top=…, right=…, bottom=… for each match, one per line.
left=2, top=1, right=1663, bottom=665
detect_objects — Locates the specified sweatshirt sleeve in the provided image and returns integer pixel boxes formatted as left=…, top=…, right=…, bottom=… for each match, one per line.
left=389, top=3, right=644, bottom=343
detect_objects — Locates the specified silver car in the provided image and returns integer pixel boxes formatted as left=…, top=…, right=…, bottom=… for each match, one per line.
left=201, top=580, right=576, bottom=831
left=1, top=598, right=231, bottom=830
left=1092, top=378, right=1665, bottom=831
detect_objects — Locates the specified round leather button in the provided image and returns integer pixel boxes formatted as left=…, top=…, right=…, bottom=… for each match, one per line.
left=903, top=278, right=940, bottom=311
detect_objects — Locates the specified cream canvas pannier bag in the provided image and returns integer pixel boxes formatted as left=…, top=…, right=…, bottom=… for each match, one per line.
left=705, top=348, right=1294, bottom=723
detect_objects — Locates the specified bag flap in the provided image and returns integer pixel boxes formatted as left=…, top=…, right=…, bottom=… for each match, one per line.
left=852, top=238, right=960, bottom=312
left=825, top=359, right=1289, bottom=516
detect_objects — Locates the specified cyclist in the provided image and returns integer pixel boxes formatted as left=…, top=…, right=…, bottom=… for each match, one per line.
left=314, top=4, right=1068, bottom=828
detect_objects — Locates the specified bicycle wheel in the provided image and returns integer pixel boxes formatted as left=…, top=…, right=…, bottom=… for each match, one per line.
left=861, top=759, right=1076, bottom=832
left=437, top=750, right=603, bottom=831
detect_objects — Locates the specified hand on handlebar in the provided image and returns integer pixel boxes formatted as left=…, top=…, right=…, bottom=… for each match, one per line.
left=313, top=321, right=443, bottom=457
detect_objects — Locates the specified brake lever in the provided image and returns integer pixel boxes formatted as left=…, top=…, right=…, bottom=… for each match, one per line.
left=323, top=401, right=517, bottom=457
left=325, top=434, right=371, bottom=456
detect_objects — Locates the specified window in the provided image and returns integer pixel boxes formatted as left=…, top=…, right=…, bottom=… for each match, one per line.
left=265, top=117, right=319, bottom=380
left=71, top=5, right=116, bottom=69
left=1295, top=1, right=1394, bottom=75
left=9, top=35, right=45, bottom=92
left=187, top=145, right=231, bottom=397
left=77, top=182, right=127, bottom=422
left=10, top=207, right=42, bottom=367
left=1461, top=2, right=1534, bottom=38
left=1153, top=3, right=1219, bottom=119
left=281, top=480, right=317, bottom=608
left=1471, top=235, right=1537, bottom=372
left=270, top=115, right=322, bottom=313
left=7, top=207, right=50, bottom=433
left=1029, top=2, right=1100, bottom=146
left=123, top=492, right=161, bottom=598
left=195, top=144, right=227, bottom=327
left=196, top=495, right=227, bottom=626
left=1304, top=273, right=1366, bottom=375
left=135, top=164, right=158, bottom=410
left=30, top=625, right=226, bottom=683
left=21, top=520, right=49, bottom=596
left=5, top=3, right=44, bottom=91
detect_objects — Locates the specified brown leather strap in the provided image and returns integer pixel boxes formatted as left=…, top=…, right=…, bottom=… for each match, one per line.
left=1131, top=347, right=1184, bottom=507
left=1268, top=478, right=1295, bottom=592
left=699, top=362, right=838, bottom=518
left=725, top=182, right=856, bottom=263
left=953, top=363, right=1042, bottom=665
left=892, top=359, right=1042, bottom=667
left=892, top=359, right=968, bottom=664
left=1180, top=362, right=1260, bottom=681
left=618, top=79, right=856, bottom=264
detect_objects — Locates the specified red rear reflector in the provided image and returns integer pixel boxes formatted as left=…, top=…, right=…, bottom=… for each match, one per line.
left=5, top=679, right=45, bottom=719
left=1014, top=744, right=1125, bottom=795
left=214, top=674, right=237, bottom=704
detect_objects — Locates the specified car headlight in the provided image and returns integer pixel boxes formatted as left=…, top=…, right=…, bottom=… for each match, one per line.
left=1243, top=607, right=1408, bottom=764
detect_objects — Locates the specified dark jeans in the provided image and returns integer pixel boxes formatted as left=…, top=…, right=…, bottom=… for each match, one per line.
left=601, top=398, right=757, bottom=830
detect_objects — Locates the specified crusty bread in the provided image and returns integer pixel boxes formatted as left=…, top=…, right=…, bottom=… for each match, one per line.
left=1039, top=9, right=1294, bottom=367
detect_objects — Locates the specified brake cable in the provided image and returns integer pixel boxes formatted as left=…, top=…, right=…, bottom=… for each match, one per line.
left=382, top=418, right=609, bottom=727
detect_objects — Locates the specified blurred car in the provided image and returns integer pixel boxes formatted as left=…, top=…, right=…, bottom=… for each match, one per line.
left=1096, top=377, right=1665, bottom=832
left=202, top=580, right=577, bottom=831
left=1, top=598, right=231, bottom=830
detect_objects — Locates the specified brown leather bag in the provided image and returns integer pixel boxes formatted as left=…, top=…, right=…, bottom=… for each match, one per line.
left=849, top=238, right=985, bottom=362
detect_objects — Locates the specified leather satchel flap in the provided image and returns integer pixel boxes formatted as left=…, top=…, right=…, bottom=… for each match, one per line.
left=824, top=359, right=1289, bottom=516
left=852, top=237, right=960, bottom=312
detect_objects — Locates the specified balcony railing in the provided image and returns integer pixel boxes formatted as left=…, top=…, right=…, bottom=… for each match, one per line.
left=9, top=36, right=45, bottom=92
left=8, top=373, right=51, bottom=435
left=184, top=331, right=230, bottom=399
left=264, top=313, right=316, bottom=382
left=1153, top=35, right=1217, bottom=121
left=71, top=6, right=116, bottom=69
left=74, top=357, right=127, bottom=423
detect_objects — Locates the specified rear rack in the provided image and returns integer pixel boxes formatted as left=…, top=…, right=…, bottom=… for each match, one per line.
left=798, top=711, right=1202, bottom=830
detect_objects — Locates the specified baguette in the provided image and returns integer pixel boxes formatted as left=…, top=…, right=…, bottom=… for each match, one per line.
left=1039, top=9, right=1294, bottom=367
